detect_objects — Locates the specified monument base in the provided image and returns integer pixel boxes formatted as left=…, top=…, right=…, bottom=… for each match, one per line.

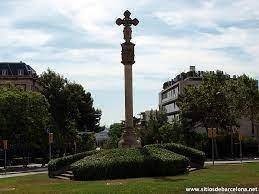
left=118, top=127, right=141, bottom=148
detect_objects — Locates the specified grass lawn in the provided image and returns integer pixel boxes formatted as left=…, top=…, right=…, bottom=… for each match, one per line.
left=1, top=163, right=259, bottom=194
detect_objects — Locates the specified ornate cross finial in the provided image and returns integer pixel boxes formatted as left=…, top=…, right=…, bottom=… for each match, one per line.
left=116, top=10, right=139, bottom=27
left=116, top=10, right=139, bottom=42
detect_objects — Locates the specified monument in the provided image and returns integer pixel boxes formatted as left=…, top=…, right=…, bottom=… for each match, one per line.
left=116, top=10, right=141, bottom=148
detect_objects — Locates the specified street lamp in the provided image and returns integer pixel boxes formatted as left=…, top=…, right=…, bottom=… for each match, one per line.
left=3, top=140, right=8, bottom=175
left=48, top=133, right=53, bottom=160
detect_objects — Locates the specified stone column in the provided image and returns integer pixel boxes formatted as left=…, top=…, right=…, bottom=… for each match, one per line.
left=116, top=10, right=141, bottom=148
left=124, top=64, right=133, bottom=129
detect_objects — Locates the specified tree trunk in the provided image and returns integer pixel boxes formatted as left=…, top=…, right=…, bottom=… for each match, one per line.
left=251, top=106, right=255, bottom=136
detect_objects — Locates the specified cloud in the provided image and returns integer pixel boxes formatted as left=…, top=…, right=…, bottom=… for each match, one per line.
left=0, top=0, right=259, bottom=125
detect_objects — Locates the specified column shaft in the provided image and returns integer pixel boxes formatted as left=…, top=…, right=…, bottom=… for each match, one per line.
left=124, top=64, right=133, bottom=129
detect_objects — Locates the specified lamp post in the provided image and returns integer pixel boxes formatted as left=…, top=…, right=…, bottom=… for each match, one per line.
left=74, top=141, right=77, bottom=154
left=230, top=126, right=234, bottom=158
left=3, top=140, right=7, bottom=175
left=48, top=133, right=53, bottom=160
left=238, top=128, right=243, bottom=163
left=208, top=128, right=216, bottom=165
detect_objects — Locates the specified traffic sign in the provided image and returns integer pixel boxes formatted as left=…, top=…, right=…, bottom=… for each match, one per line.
left=3, top=140, right=7, bottom=150
left=208, top=128, right=217, bottom=138
left=49, top=133, right=53, bottom=144
left=239, top=134, right=243, bottom=141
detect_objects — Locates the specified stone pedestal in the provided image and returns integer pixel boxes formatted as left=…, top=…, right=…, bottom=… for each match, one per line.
left=118, top=127, right=141, bottom=148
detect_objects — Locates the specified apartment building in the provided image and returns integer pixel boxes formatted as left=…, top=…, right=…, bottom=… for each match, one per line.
left=159, top=66, right=202, bottom=122
left=158, top=66, right=259, bottom=137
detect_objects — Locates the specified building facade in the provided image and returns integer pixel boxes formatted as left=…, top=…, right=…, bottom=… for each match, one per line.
left=159, top=66, right=202, bottom=122
left=0, top=62, right=39, bottom=91
left=158, top=66, right=259, bottom=137
left=94, top=128, right=110, bottom=147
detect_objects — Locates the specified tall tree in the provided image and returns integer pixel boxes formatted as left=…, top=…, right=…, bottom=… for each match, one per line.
left=158, top=121, right=183, bottom=143
left=140, top=110, right=168, bottom=145
left=177, top=72, right=236, bottom=132
left=177, top=72, right=259, bottom=148
left=38, top=69, right=101, bottom=154
left=0, top=86, right=50, bottom=158
left=236, top=75, right=259, bottom=135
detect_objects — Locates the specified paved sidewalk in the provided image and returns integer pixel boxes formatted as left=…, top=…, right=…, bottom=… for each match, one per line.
left=0, top=164, right=47, bottom=179
left=205, top=159, right=259, bottom=165
left=0, top=170, right=47, bottom=179
left=0, top=163, right=44, bottom=170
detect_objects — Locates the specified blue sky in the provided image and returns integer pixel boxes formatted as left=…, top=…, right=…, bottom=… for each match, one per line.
left=0, top=0, right=259, bottom=126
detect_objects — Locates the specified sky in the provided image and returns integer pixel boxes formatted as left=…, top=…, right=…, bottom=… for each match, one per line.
left=0, top=0, right=259, bottom=126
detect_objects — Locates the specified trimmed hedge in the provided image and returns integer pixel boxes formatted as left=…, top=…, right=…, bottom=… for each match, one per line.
left=71, top=147, right=188, bottom=181
left=146, top=143, right=205, bottom=168
left=48, top=150, right=98, bottom=176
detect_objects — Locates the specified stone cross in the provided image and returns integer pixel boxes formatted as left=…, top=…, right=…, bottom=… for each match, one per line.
left=116, top=10, right=139, bottom=43
left=116, top=10, right=141, bottom=148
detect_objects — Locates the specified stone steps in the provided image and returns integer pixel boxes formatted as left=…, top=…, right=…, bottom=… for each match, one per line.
left=54, top=170, right=73, bottom=180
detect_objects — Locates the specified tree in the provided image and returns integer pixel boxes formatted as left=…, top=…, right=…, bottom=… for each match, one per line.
left=107, top=123, right=123, bottom=148
left=236, top=75, right=259, bottom=135
left=140, top=110, right=168, bottom=145
left=76, top=133, right=96, bottom=152
left=0, top=86, right=50, bottom=160
left=177, top=72, right=259, bottom=156
left=158, top=121, right=183, bottom=143
left=64, top=83, right=101, bottom=132
left=38, top=69, right=101, bottom=155
left=177, top=72, right=237, bottom=133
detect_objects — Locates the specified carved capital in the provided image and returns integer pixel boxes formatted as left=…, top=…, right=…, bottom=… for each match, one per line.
left=121, top=42, right=135, bottom=65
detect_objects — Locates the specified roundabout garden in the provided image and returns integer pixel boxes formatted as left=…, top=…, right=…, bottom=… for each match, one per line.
left=48, top=143, right=205, bottom=181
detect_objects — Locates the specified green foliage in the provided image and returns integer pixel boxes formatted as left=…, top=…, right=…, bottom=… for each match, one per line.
left=158, top=121, right=184, bottom=143
left=234, top=75, right=259, bottom=133
left=48, top=150, right=98, bottom=173
left=147, top=143, right=205, bottom=168
left=140, top=110, right=168, bottom=145
left=177, top=72, right=259, bottom=142
left=0, top=87, right=50, bottom=154
left=107, top=123, right=123, bottom=148
left=39, top=69, right=101, bottom=155
left=77, top=133, right=96, bottom=152
left=178, top=72, right=232, bottom=130
left=71, top=147, right=188, bottom=181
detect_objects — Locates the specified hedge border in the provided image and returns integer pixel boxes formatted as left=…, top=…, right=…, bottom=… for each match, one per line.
left=71, top=147, right=189, bottom=181
left=146, top=143, right=205, bottom=168
left=48, top=150, right=98, bottom=177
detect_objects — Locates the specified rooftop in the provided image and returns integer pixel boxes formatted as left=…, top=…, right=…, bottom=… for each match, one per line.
left=162, top=66, right=231, bottom=90
left=0, top=62, right=37, bottom=77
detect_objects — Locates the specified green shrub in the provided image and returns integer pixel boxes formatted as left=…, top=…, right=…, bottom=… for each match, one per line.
left=48, top=150, right=98, bottom=173
left=143, top=146, right=189, bottom=176
left=71, top=147, right=188, bottom=181
left=146, top=143, right=205, bottom=167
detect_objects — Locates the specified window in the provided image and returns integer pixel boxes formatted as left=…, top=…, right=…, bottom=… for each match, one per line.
left=1, top=69, right=7, bottom=76
left=162, top=92, right=167, bottom=100
left=18, top=69, right=24, bottom=76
